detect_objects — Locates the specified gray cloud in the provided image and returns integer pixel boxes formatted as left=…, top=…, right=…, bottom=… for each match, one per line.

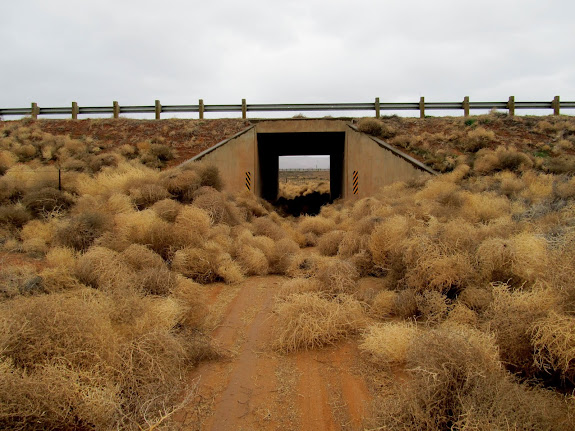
left=1, top=0, right=574, bottom=114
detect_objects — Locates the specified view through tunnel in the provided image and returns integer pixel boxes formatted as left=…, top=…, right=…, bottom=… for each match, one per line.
left=257, top=132, right=345, bottom=216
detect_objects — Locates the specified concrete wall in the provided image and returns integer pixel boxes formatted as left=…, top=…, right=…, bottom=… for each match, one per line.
left=344, top=126, right=432, bottom=198
left=192, top=120, right=435, bottom=200
left=193, top=126, right=257, bottom=194
left=255, top=119, right=347, bottom=134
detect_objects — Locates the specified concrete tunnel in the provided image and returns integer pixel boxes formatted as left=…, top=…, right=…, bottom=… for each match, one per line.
left=257, top=132, right=344, bottom=201
left=189, top=119, right=436, bottom=203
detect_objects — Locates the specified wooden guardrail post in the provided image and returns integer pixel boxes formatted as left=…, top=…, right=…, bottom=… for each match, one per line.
left=507, top=96, right=515, bottom=116
left=419, top=97, right=425, bottom=118
left=72, top=102, right=79, bottom=120
left=242, top=99, right=247, bottom=119
left=375, top=97, right=380, bottom=118
left=463, top=96, right=470, bottom=117
left=553, top=96, right=560, bottom=115
left=31, top=102, right=38, bottom=119
left=113, top=101, right=120, bottom=118
left=199, top=99, right=204, bottom=119
left=155, top=100, right=161, bottom=120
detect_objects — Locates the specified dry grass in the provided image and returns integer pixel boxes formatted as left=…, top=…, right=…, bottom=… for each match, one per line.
left=235, top=244, right=269, bottom=276
left=317, top=229, right=345, bottom=256
left=3, top=117, right=575, bottom=429
left=532, top=311, right=575, bottom=383
left=359, top=322, right=418, bottom=367
left=370, top=290, right=397, bottom=318
left=403, top=236, right=473, bottom=294
left=273, top=292, right=365, bottom=352
left=477, top=233, right=549, bottom=286
left=298, top=215, right=336, bottom=236
left=486, top=283, right=560, bottom=376
left=317, top=258, right=359, bottom=294
left=372, top=325, right=574, bottom=431
left=172, top=243, right=244, bottom=284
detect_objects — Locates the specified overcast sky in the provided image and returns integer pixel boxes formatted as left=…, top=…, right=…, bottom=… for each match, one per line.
left=2, top=0, right=574, bottom=118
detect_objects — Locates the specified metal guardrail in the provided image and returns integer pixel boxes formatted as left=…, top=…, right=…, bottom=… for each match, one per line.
left=0, top=96, right=572, bottom=120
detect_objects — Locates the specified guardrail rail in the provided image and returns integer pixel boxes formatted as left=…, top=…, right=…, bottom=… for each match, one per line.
left=1, top=96, right=573, bottom=120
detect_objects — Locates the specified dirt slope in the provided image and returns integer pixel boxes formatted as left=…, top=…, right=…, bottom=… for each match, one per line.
left=174, top=275, right=371, bottom=431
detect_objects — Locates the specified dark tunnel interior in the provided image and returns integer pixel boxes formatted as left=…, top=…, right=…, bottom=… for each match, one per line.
left=257, top=132, right=345, bottom=215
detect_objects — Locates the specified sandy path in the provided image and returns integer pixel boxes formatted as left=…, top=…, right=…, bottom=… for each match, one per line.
left=174, top=275, right=372, bottom=431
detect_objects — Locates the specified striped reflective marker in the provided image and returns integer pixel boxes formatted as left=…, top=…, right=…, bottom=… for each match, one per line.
left=245, top=171, right=252, bottom=191
left=352, top=170, right=359, bottom=195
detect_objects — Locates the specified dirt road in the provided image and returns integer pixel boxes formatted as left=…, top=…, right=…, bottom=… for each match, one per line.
left=174, top=276, right=372, bottom=431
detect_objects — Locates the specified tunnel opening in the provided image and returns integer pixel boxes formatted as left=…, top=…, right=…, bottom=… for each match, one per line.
left=257, top=132, right=345, bottom=216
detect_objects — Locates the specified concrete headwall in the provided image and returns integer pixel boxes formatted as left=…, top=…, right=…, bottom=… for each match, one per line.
left=191, top=120, right=436, bottom=200
left=191, top=126, right=257, bottom=194
left=344, top=125, right=432, bottom=198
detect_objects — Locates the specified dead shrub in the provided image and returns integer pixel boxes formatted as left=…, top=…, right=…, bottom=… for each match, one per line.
left=357, top=118, right=383, bottom=136
left=376, top=326, right=500, bottom=427
left=161, top=169, right=202, bottom=203
left=461, top=126, right=496, bottom=152
left=317, top=230, right=345, bottom=256
left=46, top=246, right=77, bottom=269
left=298, top=215, right=336, bottom=236
left=372, top=326, right=573, bottom=431
left=75, top=246, right=135, bottom=292
left=0, top=291, right=116, bottom=369
left=273, top=292, right=365, bottom=352
left=445, top=303, right=478, bottom=327
left=151, top=198, right=182, bottom=222
left=193, top=189, right=242, bottom=225
left=172, top=243, right=244, bottom=284
left=392, top=288, right=418, bottom=319
left=348, top=249, right=377, bottom=277
left=338, top=231, right=370, bottom=258
left=0, top=265, right=43, bottom=299
left=359, top=322, right=418, bottom=367
left=116, top=210, right=180, bottom=259
left=368, top=215, right=411, bottom=272
left=357, top=118, right=396, bottom=139
left=252, top=216, right=287, bottom=241
left=22, top=187, right=74, bottom=216
left=278, top=278, right=322, bottom=298
left=459, top=191, right=511, bottom=223
left=415, top=290, right=451, bottom=324
left=544, top=155, right=575, bottom=174
left=56, top=211, right=111, bottom=252
left=121, top=243, right=166, bottom=270
left=138, top=267, right=178, bottom=296
left=198, top=164, right=223, bottom=191
left=474, top=146, right=533, bottom=173
left=269, top=237, right=300, bottom=274
left=172, top=277, right=209, bottom=330
left=486, top=283, right=560, bottom=376
left=235, top=191, right=268, bottom=219
left=476, top=233, right=549, bottom=286
left=0, top=361, right=119, bottom=431
left=174, top=205, right=212, bottom=246
left=129, top=183, right=171, bottom=209
left=317, top=259, right=359, bottom=294
left=38, top=266, right=81, bottom=292
left=235, top=244, right=269, bottom=276
left=0, top=204, right=31, bottom=229
left=403, top=236, right=474, bottom=294
left=532, top=311, right=575, bottom=383
left=370, top=290, right=397, bottom=319
left=458, top=286, right=493, bottom=312
left=88, top=153, right=122, bottom=172
left=148, top=143, right=175, bottom=162
left=285, top=251, right=327, bottom=279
